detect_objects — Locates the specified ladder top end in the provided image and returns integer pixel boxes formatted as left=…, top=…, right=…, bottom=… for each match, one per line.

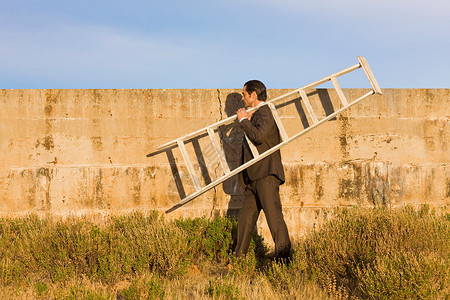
left=357, top=56, right=382, bottom=95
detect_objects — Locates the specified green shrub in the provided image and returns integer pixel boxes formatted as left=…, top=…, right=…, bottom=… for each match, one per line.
left=0, top=206, right=447, bottom=299
left=120, top=275, right=166, bottom=300
left=57, top=286, right=112, bottom=300
left=205, top=278, right=241, bottom=300
left=174, top=216, right=236, bottom=263
left=0, top=212, right=195, bottom=284
left=292, top=205, right=449, bottom=298
left=357, top=251, right=448, bottom=299
left=34, top=281, right=48, bottom=297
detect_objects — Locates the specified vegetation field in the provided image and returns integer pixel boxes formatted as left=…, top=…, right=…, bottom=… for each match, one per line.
left=0, top=205, right=448, bottom=299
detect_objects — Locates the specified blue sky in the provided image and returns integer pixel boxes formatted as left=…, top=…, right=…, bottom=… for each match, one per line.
left=1, top=0, right=449, bottom=89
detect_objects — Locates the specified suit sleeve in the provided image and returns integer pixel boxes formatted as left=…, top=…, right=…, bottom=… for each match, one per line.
left=239, top=106, right=275, bottom=145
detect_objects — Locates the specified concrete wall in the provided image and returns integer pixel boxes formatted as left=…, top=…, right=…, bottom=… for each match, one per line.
left=0, top=88, right=449, bottom=244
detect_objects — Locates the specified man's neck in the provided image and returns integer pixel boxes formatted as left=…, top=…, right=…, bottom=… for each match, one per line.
left=251, top=100, right=262, bottom=108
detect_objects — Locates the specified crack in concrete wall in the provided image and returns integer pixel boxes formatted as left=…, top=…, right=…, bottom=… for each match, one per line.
left=0, top=88, right=448, bottom=243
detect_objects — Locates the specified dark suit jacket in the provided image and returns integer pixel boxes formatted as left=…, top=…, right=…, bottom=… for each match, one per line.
left=239, top=104, right=285, bottom=185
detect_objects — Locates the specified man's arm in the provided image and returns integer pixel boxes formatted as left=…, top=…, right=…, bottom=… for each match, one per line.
left=238, top=106, right=275, bottom=145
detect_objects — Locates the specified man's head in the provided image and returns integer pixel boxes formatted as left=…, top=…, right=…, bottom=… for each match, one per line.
left=242, top=80, right=267, bottom=108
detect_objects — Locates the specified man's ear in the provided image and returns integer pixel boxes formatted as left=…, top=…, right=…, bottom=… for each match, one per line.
left=251, top=91, right=258, bottom=100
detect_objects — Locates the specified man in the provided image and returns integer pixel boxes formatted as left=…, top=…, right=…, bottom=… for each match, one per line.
left=235, top=80, right=291, bottom=261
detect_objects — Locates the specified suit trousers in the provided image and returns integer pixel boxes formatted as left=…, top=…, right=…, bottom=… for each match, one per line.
left=235, top=175, right=291, bottom=258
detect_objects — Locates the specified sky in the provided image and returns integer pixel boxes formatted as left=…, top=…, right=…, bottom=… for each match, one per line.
left=0, top=0, right=449, bottom=89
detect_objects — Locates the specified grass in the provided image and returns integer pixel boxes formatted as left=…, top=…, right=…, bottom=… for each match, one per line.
left=0, top=205, right=448, bottom=299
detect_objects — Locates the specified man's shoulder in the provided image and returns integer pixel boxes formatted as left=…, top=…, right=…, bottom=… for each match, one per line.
left=258, top=103, right=270, bottom=111
left=254, top=103, right=270, bottom=115
left=254, top=104, right=273, bottom=120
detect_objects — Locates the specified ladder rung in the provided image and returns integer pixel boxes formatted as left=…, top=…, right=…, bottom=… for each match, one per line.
left=268, top=103, right=288, bottom=142
left=244, top=134, right=259, bottom=158
left=176, top=139, right=202, bottom=191
left=166, top=90, right=377, bottom=214
left=206, top=127, right=231, bottom=174
left=330, top=77, right=349, bottom=106
left=146, top=56, right=382, bottom=214
left=299, top=89, right=319, bottom=124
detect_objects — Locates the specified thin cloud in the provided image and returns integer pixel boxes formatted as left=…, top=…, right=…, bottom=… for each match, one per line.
left=0, top=24, right=222, bottom=87
left=248, top=0, right=450, bottom=17
left=0, top=1, right=448, bottom=88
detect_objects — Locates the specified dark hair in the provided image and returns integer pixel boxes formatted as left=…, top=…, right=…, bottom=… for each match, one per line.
left=244, top=80, right=267, bottom=101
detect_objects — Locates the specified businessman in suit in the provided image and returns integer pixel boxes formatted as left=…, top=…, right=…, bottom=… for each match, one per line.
left=235, top=80, right=291, bottom=260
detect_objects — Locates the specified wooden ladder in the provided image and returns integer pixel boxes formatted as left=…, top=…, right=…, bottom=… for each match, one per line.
left=147, top=56, right=382, bottom=213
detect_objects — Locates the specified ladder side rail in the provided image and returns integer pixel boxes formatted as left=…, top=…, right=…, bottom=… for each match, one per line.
left=155, top=103, right=264, bottom=151
left=299, top=89, right=319, bottom=124
left=288, top=91, right=374, bottom=142
left=206, top=127, right=231, bottom=174
left=302, top=63, right=362, bottom=91
left=149, top=63, right=363, bottom=155
left=166, top=139, right=287, bottom=213
left=166, top=90, right=375, bottom=213
left=177, top=139, right=202, bottom=191
left=244, top=134, right=260, bottom=158
left=358, top=56, right=382, bottom=95
left=268, top=103, right=289, bottom=142
left=158, top=128, right=209, bottom=151
left=146, top=144, right=177, bottom=158
left=330, top=77, right=349, bottom=106
left=267, top=63, right=361, bottom=105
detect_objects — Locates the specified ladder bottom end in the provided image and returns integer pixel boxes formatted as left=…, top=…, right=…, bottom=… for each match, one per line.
left=165, top=206, right=177, bottom=214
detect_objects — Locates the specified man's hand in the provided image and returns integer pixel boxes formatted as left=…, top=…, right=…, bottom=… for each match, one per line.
left=237, top=108, right=253, bottom=121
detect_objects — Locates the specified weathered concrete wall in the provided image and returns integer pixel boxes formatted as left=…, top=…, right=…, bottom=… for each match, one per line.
left=0, top=88, right=449, bottom=245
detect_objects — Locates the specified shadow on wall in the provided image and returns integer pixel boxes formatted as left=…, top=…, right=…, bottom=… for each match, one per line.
left=219, top=93, right=245, bottom=217
left=156, top=92, right=246, bottom=216
left=220, top=90, right=336, bottom=216
left=160, top=89, right=337, bottom=215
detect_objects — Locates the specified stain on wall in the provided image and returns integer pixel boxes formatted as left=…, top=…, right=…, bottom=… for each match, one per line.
left=0, top=88, right=448, bottom=242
